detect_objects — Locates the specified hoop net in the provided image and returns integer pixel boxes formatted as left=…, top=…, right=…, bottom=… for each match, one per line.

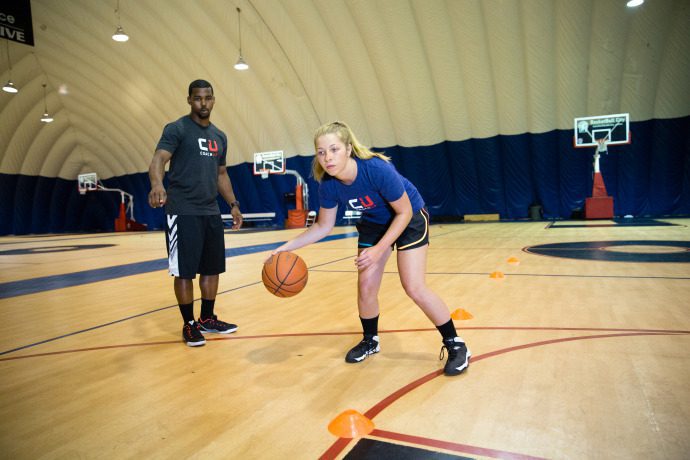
left=596, top=138, right=608, bottom=153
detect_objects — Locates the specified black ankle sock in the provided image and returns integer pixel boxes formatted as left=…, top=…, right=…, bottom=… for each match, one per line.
left=436, top=319, right=458, bottom=340
left=360, top=315, right=379, bottom=337
left=179, top=303, right=194, bottom=324
left=200, top=298, right=215, bottom=320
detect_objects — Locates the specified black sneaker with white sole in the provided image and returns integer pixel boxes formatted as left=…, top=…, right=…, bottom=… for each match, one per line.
left=440, top=337, right=471, bottom=375
left=197, top=315, right=238, bottom=334
left=183, top=321, right=206, bottom=347
left=345, top=335, right=380, bottom=363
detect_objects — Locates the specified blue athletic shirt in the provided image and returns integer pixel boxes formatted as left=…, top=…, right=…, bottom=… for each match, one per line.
left=318, top=156, right=425, bottom=225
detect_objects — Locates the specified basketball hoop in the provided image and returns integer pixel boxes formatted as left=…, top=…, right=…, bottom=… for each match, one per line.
left=596, top=138, right=608, bottom=153
left=573, top=113, right=630, bottom=149
left=253, top=151, right=285, bottom=178
left=77, top=172, right=98, bottom=195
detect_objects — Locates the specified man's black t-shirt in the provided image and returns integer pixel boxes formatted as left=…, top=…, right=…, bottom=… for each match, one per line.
left=156, top=115, right=228, bottom=215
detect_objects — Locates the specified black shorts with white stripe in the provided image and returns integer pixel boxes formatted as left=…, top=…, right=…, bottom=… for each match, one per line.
left=165, top=214, right=225, bottom=278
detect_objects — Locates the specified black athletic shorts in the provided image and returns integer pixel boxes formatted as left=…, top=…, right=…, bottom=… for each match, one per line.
left=165, top=214, right=225, bottom=278
left=356, top=208, right=429, bottom=251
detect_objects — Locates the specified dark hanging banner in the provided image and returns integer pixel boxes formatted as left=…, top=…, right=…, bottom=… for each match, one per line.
left=1, top=0, right=34, bottom=46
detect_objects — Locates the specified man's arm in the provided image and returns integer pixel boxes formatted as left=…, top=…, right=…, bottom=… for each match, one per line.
left=148, top=149, right=172, bottom=208
left=218, top=166, right=243, bottom=229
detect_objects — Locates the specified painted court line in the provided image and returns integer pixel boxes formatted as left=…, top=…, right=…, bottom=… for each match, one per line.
left=0, top=232, right=358, bottom=299
left=371, top=429, right=547, bottom=460
left=309, top=269, right=690, bottom=280
left=2, top=327, right=686, bottom=362
left=318, top=331, right=689, bottom=459
left=0, top=254, right=357, bottom=357
left=0, top=330, right=403, bottom=362
left=2, top=325, right=685, bottom=457
left=3, top=324, right=688, bottom=359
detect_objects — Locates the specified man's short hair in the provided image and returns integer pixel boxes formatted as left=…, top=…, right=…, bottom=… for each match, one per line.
left=188, top=79, right=213, bottom=96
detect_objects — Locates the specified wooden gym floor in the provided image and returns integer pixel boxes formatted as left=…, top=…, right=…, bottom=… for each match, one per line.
left=1, top=218, right=689, bottom=459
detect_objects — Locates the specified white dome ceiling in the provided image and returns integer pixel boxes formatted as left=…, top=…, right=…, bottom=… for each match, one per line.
left=1, top=0, right=689, bottom=180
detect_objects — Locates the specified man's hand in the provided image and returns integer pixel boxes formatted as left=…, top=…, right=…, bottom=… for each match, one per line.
left=230, top=206, right=243, bottom=230
left=148, top=184, right=167, bottom=208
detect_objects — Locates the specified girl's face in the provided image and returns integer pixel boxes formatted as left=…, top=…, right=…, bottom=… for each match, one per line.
left=316, top=133, right=352, bottom=178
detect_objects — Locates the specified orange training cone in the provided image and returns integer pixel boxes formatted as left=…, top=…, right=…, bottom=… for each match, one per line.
left=507, top=257, right=520, bottom=265
left=327, top=409, right=375, bottom=438
left=451, top=308, right=474, bottom=320
left=489, top=271, right=505, bottom=279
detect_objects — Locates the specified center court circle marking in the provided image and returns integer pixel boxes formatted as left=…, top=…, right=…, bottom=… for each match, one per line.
left=523, top=240, right=690, bottom=263
left=601, top=245, right=688, bottom=254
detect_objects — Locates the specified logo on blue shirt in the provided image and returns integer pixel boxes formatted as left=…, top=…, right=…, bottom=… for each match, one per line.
left=348, top=196, right=375, bottom=210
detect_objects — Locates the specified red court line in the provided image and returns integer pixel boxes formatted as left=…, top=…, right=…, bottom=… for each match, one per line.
left=0, top=330, right=429, bottom=362
left=1, top=327, right=688, bottom=362
left=319, top=331, right=689, bottom=459
left=457, top=326, right=690, bottom=333
left=371, top=429, right=548, bottom=460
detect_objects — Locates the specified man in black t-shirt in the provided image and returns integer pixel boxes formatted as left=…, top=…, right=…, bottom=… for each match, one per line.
left=148, top=79, right=243, bottom=347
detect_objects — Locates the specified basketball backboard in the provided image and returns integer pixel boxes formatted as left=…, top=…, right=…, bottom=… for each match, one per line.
left=253, top=151, right=285, bottom=178
left=573, top=113, right=630, bottom=148
left=78, top=172, right=98, bottom=194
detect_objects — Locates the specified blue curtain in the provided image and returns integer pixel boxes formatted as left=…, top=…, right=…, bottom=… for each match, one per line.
left=1, top=116, right=688, bottom=235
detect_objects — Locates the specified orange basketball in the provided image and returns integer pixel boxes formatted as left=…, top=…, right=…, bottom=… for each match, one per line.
left=262, top=252, right=308, bottom=297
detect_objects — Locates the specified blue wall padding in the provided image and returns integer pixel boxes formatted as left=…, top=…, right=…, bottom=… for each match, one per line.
left=1, top=116, right=688, bottom=235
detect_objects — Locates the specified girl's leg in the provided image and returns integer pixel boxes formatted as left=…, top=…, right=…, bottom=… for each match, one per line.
left=345, top=245, right=393, bottom=363
left=396, top=245, right=450, bottom=326
left=356, top=245, right=393, bottom=318
left=397, top=245, right=471, bottom=375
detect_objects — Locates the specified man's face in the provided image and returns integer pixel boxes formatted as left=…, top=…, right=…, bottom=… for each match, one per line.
left=188, top=87, right=215, bottom=119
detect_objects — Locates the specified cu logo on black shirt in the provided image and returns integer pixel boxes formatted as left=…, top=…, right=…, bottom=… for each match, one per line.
left=198, top=138, right=219, bottom=156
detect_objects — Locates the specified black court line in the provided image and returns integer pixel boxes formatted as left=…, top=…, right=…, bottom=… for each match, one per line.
left=0, top=255, right=355, bottom=357
left=547, top=218, right=682, bottom=228
left=0, top=232, right=358, bottom=299
left=0, top=244, right=117, bottom=255
left=309, top=268, right=690, bottom=281
left=365, top=429, right=545, bottom=460
left=345, top=437, right=474, bottom=459
left=0, top=233, right=133, bottom=246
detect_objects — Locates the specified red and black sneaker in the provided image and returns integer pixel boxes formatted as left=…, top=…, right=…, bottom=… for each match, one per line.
left=198, top=315, right=238, bottom=334
left=182, top=321, right=206, bottom=347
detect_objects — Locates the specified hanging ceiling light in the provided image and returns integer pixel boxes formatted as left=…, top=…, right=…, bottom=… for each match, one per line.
left=2, top=40, right=19, bottom=93
left=40, top=83, right=54, bottom=123
left=112, top=25, right=129, bottom=42
left=626, top=0, right=644, bottom=7
left=112, top=0, right=129, bottom=42
left=2, top=80, right=17, bottom=93
left=234, top=7, right=249, bottom=70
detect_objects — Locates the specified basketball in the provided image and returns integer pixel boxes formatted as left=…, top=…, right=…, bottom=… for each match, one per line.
left=262, top=252, right=308, bottom=297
